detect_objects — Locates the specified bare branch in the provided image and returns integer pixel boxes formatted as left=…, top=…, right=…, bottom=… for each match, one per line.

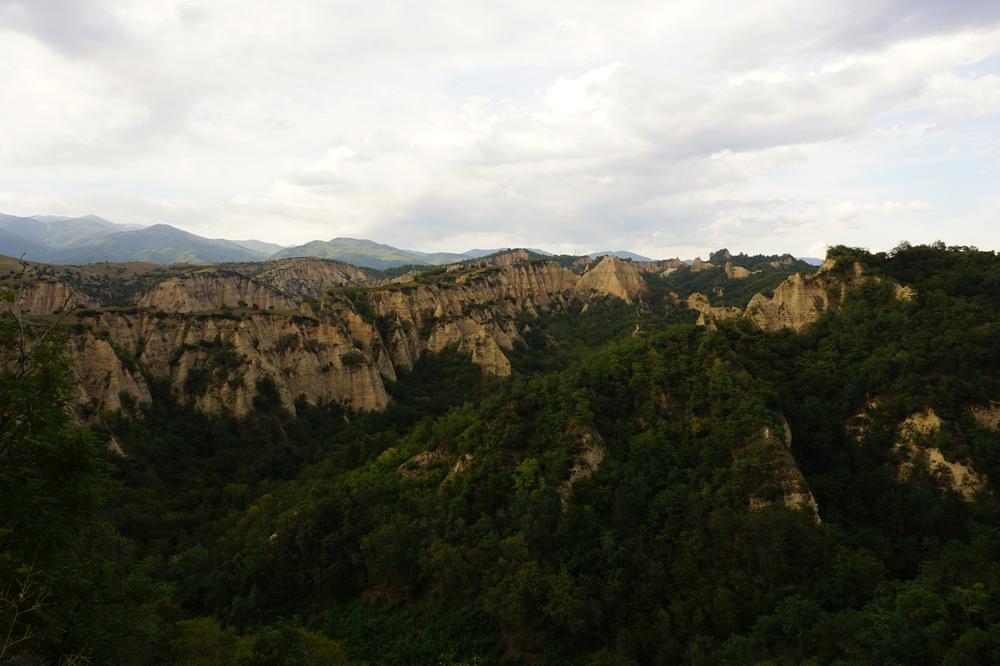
left=0, top=564, right=48, bottom=659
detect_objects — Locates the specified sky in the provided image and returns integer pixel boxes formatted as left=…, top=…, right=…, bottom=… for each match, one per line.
left=1, top=0, right=999, bottom=259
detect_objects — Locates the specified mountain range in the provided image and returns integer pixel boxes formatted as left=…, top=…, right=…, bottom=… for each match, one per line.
left=0, top=212, right=819, bottom=269
left=4, top=240, right=998, bottom=663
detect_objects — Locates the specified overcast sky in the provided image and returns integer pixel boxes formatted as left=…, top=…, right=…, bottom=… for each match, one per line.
left=1, top=0, right=999, bottom=258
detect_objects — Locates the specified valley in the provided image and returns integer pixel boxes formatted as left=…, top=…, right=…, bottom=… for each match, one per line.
left=3, top=241, right=997, bottom=664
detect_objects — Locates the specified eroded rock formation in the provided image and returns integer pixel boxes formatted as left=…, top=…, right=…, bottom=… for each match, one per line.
left=686, top=293, right=742, bottom=328
left=68, top=309, right=391, bottom=416
left=894, top=408, right=987, bottom=500
left=557, top=424, right=607, bottom=508
left=2, top=280, right=97, bottom=315
left=746, top=417, right=821, bottom=523
left=575, top=255, right=648, bottom=304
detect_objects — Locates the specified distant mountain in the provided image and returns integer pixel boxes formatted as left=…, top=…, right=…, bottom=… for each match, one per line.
left=273, top=238, right=508, bottom=270
left=271, top=238, right=418, bottom=269
left=797, top=256, right=825, bottom=266
left=56, top=224, right=266, bottom=264
left=589, top=250, right=654, bottom=262
left=0, top=227, right=51, bottom=262
left=233, top=239, right=287, bottom=256
left=0, top=214, right=279, bottom=264
left=0, top=214, right=145, bottom=260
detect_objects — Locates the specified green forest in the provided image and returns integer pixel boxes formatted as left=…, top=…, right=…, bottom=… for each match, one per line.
left=2, top=243, right=999, bottom=664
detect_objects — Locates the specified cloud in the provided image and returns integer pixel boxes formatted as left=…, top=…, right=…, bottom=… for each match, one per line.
left=0, top=0, right=998, bottom=256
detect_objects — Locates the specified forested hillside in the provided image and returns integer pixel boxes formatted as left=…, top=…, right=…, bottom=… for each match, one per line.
left=2, top=243, right=999, bottom=664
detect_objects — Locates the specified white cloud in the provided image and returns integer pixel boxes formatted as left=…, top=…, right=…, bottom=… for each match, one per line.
left=0, top=0, right=998, bottom=256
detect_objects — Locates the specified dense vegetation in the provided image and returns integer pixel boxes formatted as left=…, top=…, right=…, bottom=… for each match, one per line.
left=1, top=243, right=998, bottom=664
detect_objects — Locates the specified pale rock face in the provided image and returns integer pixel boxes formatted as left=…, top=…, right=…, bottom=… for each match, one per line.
left=769, top=256, right=797, bottom=268
left=398, top=449, right=447, bottom=479
left=744, top=260, right=915, bottom=332
left=60, top=258, right=653, bottom=418
left=399, top=449, right=474, bottom=485
left=2, top=281, right=97, bottom=315
left=748, top=419, right=821, bottom=523
left=69, top=334, right=151, bottom=415
left=574, top=255, right=648, bottom=304
left=68, top=310, right=389, bottom=416
left=249, top=258, right=369, bottom=299
left=686, top=293, right=742, bottom=328
left=846, top=397, right=881, bottom=444
left=369, top=261, right=579, bottom=377
left=690, top=257, right=712, bottom=272
left=894, top=284, right=917, bottom=302
left=635, top=258, right=685, bottom=274
left=450, top=249, right=532, bottom=271
left=894, top=408, right=987, bottom=500
left=744, top=273, right=833, bottom=332
left=443, top=453, right=474, bottom=483
left=817, top=258, right=838, bottom=273
left=557, top=425, right=607, bottom=508
left=139, top=273, right=297, bottom=312
left=724, top=263, right=751, bottom=280
left=970, top=402, right=1000, bottom=431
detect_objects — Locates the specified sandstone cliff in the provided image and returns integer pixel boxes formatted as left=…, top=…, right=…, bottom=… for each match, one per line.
left=243, top=258, right=371, bottom=299
left=68, top=309, right=391, bottom=416
left=686, top=293, right=742, bottom=328
left=723, top=263, right=751, bottom=279
left=690, top=257, right=712, bottom=272
left=971, top=402, right=1000, bottom=431
left=744, top=260, right=916, bottom=332
left=893, top=408, right=987, bottom=500
left=744, top=272, right=832, bottom=332
left=635, top=258, right=685, bottom=274
left=746, top=417, right=821, bottom=523
left=366, top=261, right=580, bottom=377
left=556, top=424, right=607, bottom=509
left=575, top=255, right=648, bottom=304
left=448, top=249, right=533, bottom=271
left=12, top=253, right=670, bottom=417
left=138, top=272, right=298, bottom=312
left=69, top=333, right=150, bottom=415
left=3, top=280, right=97, bottom=315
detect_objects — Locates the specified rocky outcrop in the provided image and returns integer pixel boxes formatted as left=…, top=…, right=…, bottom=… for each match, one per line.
left=575, top=255, right=647, bottom=304
left=690, top=257, right=712, bottom=272
left=894, top=408, right=987, bottom=500
left=686, top=293, right=742, bottom=328
left=40, top=254, right=664, bottom=417
left=744, top=272, right=839, bottom=332
left=69, top=334, right=150, bottom=415
left=846, top=398, right=882, bottom=444
left=68, top=309, right=391, bottom=416
left=136, top=259, right=373, bottom=312
left=2, top=280, right=97, bottom=315
left=635, top=258, right=685, bottom=274
left=399, top=448, right=474, bottom=485
left=368, top=261, right=579, bottom=377
left=139, top=272, right=297, bottom=312
left=970, top=402, right=1000, bottom=431
left=246, top=258, right=371, bottom=299
left=723, top=263, right=751, bottom=280
left=768, top=255, right=797, bottom=268
left=745, top=261, right=916, bottom=332
left=449, top=249, right=532, bottom=271
left=747, top=417, right=820, bottom=522
left=398, top=449, right=447, bottom=479
left=443, top=453, right=474, bottom=484
left=557, top=425, right=607, bottom=508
